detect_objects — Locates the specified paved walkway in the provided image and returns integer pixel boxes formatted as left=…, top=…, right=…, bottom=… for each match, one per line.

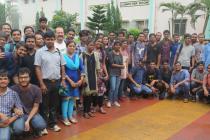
left=35, top=99, right=210, bottom=140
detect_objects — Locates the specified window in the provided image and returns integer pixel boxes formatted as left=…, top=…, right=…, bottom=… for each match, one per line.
left=174, top=19, right=187, bottom=35
left=24, top=0, right=29, bottom=4
left=122, top=21, right=129, bottom=29
left=136, top=20, right=148, bottom=30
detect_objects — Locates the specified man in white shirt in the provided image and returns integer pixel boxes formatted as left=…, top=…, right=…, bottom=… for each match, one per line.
left=54, top=27, right=66, bottom=54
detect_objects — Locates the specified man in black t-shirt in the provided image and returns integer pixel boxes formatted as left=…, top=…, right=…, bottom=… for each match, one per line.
left=144, top=33, right=161, bottom=68
left=11, top=68, right=47, bottom=137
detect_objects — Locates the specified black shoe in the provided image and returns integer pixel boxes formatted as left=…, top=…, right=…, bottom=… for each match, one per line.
left=191, top=96, right=196, bottom=102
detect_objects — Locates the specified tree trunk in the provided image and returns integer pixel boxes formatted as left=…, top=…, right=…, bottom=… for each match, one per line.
left=172, top=10, right=174, bottom=34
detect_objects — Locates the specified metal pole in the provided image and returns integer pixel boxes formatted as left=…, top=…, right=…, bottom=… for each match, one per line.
left=80, top=0, right=85, bottom=30
left=148, top=0, right=155, bottom=33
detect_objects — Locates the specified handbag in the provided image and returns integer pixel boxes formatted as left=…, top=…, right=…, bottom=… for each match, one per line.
left=58, top=86, right=69, bottom=96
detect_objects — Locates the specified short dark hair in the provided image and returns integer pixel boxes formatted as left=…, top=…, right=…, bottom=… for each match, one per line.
left=11, top=29, right=21, bottom=35
left=163, top=30, right=170, bottom=34
left=16, top=41, right=27, bottom=50
left=25, top=35, right=35, bottom=43
left=43, top=30, right=55, bottom=39
left=173, top=33, right=179, bottom=37
left=175, top=61, right=182, bottom=65
left=192, top=33, right=197, bottom=36
left=24, top=26, right=34, bottom=34
left=162, top=60, right=169, bottom=65
left=67, top=28, right=75, bottom=33
left=149, top=33, right=156, bottom=38
left=79, top=30, right=89, bottom=38
left=1, top=23, right=12, bottom=30
left=0, top=31, right=7, bottom=39
left=0, top=69, right=8, bottom=77
left=143, top=28, right=149, bottom=32
left=39, top=17, right=47, bottom=23
left=113, top=40, right=121, bottom=46
left=66, top=40, right=76, bottom=47
left=109, top=31, right=116, bottom=35
left=18, top=67, right=31, bottom=77
left=118, top=31, right=125, bottom=37
left=184, top=33, right=191, bottom=39
left=197, top=61, right=204, bottom=66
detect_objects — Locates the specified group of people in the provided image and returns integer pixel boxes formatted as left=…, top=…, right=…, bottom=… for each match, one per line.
left=0, top=16, right=210, bottom=140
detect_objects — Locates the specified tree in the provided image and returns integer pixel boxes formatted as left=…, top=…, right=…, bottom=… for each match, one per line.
left=5, top=2, right=20, bottom=28
left=159, top=2, right=181, bottom=34
left=87, top=5, right=107, bottom=33
left=50, top=10, right=78, bottom=33
left=188, top=0, right=210, bottom=33
left=0, top=3, right=6, bottom=26
left=104, top=0, right=122, bottom=33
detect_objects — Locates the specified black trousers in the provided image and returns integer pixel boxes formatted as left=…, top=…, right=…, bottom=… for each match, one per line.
left=83, top=96, right=92, bottom=113
left=40, top=80, right=60, bottom=128
left=92, top=95, right=104, bottom=108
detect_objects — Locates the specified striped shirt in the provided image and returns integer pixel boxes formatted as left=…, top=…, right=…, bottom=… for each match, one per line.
left=0, top=88, right=22, bottom=117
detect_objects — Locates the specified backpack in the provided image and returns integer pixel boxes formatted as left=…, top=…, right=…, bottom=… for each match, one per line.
left=174, top=44, right=183, bottom=64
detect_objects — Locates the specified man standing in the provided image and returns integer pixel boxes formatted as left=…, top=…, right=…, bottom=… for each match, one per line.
left=4, top=29, right=22, bottom=53
left=132, top=32, right=146, bottom=67
left=54, top=27, right=66, bottom=54
left=21, top=35, right=38, bottom=85
left=159, top=30, right=172, bottom=65
left=65, top=28, right=75, bottom=43
left=34, top=30, right=66, bottom=132
left=194, top=33, right=205, bottom=64
left=170, top=34, right=181, bottom=68
left=76, top=30, right=89, bottom=54
left=1, top=23, right=12, bottom=43
left=174, top=34, right=195, bottom=71
left=36, top=17, right=52, bottom=36
left=35, top=33, right=44, bottom=49
left=144, top=33, right=161, bottom=68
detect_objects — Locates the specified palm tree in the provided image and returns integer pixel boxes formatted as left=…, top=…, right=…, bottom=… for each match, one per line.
left=159, top=2, right=181, bottom=34
left=188, top=0, right=210, bottom=33
left=175, top=4, right=189, bottom=35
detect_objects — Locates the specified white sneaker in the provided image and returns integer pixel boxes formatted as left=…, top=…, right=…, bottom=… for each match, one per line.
left=50, top=125, right=61, bottom=132
left=41, top=128, right=48, bottom=135
left=107, top=102, right=111, bottom=108
left=114, top=101, right=121, bottom=107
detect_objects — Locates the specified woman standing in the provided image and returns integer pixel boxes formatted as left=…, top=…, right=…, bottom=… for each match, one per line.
left=81, top=41, right=100, bottom=119
left=93, top=38, right=109, bottom=114
left=107, top=41, right=124, bottom=107
left=62, top=41, right=84, bottom=125
left=119, top=40, right=129, bottom=100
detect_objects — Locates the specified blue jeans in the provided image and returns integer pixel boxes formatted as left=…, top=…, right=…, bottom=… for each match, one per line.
left=174, top=83, right=190, bottom=99
left=132, top=84, right=152, bottom=94
left=0, top=126, right=10, bottom=140
left=109, top=76, right=121, bottom=103
left=0, top=116, right=25, bottom=140
left=13, top=113, right=46, bottom=135
left=118, top=79, right=126, bottom=98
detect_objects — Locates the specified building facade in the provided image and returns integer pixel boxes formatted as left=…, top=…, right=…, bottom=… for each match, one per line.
left=13, top=0, right=208, bottom=36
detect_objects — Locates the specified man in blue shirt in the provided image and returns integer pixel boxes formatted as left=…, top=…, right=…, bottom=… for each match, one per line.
left=202, top=42, right=210, bottom=69
left=170, top=34, right=181, bottom=68
left=128, top=59, right=152, bottom=95
left=170, top=62, right=190, bottom=103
